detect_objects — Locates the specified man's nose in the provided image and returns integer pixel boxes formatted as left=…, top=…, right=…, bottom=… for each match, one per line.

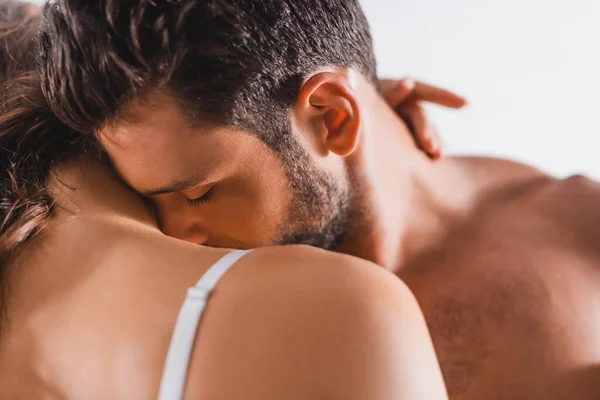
left=157, top=209, right=211, bottom=245
left=181, top=225, right=211, bottom=245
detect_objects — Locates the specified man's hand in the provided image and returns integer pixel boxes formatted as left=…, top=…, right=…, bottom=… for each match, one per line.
left=380, top=78, right=468, bottom=160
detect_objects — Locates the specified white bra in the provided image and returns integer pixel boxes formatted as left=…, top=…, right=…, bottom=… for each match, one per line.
left=158, top=250, right=253, bottom=400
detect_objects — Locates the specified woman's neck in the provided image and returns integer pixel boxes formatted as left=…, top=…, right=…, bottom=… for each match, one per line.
left=49, top=156, right=158, bottom=230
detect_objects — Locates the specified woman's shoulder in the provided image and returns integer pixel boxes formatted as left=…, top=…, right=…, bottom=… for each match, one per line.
left=182, top=245, right=447, bottom=399
left=231, top=244, right=413, bottom=299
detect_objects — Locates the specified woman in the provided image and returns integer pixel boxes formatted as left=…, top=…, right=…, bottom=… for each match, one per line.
left=0, top=2, right=454, bottom=398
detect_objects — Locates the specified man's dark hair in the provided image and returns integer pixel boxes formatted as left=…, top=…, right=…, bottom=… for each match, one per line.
left=39, top=0, right=377, bottom=151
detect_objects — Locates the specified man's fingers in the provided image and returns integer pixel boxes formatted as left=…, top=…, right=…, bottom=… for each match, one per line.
left=412, top=82, right=468, bottom=109
left=398, top=104, right=442, bottom=159
left=427, top=125, right=443, bottom=159
left=380, top=78, right=416, bottom=108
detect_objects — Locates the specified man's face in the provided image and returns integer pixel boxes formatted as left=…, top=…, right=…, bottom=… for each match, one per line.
left=99, top=94, right=350, bottom=250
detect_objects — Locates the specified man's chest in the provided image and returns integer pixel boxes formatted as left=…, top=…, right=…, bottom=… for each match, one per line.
left=399, top=218, right=600, bottom=400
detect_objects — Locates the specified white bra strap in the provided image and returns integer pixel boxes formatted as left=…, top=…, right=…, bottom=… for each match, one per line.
left=158, top=249, right=253, bottom=400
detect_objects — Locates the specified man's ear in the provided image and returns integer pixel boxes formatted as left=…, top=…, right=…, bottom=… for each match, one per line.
left=294, top=70, right=361, bottom=157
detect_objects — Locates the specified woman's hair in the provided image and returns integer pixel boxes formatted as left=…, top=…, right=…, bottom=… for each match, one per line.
left=0, top=1, right=39, bottom=81
left=0, top=1, right=79, bottom=323
left=0, top=1, right=45, bottom=251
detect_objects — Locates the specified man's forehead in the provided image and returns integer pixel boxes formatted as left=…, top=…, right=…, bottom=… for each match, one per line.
left=97, top=99, right=263, bottom=195
left=99, top=119, right=242, bottom=197
left=97, top=100, right=204, bottom=191
left=100, top=96, right=191, bottom=145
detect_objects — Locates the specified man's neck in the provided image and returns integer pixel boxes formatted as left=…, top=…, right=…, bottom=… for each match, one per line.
left=338, top=82, right=478, bottom=273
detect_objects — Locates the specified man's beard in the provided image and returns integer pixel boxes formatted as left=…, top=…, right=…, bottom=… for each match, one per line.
left=272, top=140, right=351, bottom=251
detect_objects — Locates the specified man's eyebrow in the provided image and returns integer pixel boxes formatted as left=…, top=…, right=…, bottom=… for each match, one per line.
left=141, top=178, right=202, bottom=197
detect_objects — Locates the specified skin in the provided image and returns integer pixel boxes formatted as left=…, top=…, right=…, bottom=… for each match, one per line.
left=0, top=157, right=447, bottom=399
left=100, top=69, right=600, bottom=400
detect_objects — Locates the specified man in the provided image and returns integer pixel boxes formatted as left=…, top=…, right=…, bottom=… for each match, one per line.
left=39, top=1, right=600, bottom=399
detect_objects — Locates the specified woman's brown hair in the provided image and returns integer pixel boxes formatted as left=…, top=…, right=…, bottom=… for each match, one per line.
left=0, top=1, right=78, bottom=323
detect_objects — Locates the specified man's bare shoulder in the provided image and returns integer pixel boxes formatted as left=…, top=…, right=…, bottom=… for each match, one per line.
left=534, top=174, right=600, bottom=256
left=452, top=156, right=600, bottom=227
left=451, top=156, right=548, bottom=184
left=186, top=245, right=448, bottom=399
